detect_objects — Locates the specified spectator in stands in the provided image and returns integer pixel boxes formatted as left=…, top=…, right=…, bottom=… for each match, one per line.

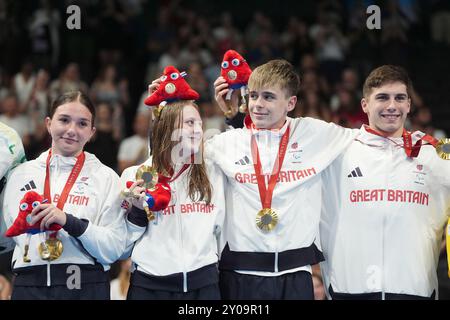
left=49, top=63, right=88, bottom=102
left=409, top=105, right=447, bottom=139
left=12, top=61, right=35, bottom=112
left=0, top=94, right=32, bottom=150
left=85, top=102, right=119, bottom=172
left=117, top=111, right=151, bottom=174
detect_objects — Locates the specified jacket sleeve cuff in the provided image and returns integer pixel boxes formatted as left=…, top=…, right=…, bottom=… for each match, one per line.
left=225, top=112, right=245, bottom=129
left=63, top=213, right=89, bottom=237
left=127, top=206, right=148, bottom=227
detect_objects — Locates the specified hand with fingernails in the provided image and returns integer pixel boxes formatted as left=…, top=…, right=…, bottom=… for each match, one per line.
left=214, top=76, right=240, bottom=118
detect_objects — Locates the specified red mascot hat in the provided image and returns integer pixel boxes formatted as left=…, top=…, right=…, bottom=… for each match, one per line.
left=144, top=66, right=199, bottom=107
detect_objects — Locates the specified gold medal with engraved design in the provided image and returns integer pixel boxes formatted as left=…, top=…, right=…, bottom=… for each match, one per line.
left=136, top=165, right=158, bottom=190
left=224, top=100, right=235, bottom=118
left=39, top=238, right=63, bottom=261
left=256, top=208, right=278, bottom=232
left=436, top=138, right=450, bottom=160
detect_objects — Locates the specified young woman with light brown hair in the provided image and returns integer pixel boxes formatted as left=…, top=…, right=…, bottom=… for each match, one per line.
left=120, top=66, right=226, bottom=300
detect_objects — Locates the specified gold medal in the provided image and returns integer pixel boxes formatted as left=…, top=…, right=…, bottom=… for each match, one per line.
left=446, top=219, right=450, bottom=278
left=224, top=109, right=234, bottom=118
left=239, top=103, right=247, bottom=113
left=144, top=206, right=156, bottom=221
left=38, top=241, right=51, bottom=260
left=39, top=238, right=63, bottom=261
left=224, top=100, right=235, bottom=118
left=256, top=208, right=278, bottom=232
left=436, top=138, right=450, bottom=160
left=153, top=105, right=162, bottom=118
left=136, top=165, right=158, bottom=190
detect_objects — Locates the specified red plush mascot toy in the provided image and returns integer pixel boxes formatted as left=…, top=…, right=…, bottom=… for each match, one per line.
left=220, top=49, right=252, bottom=113
left=5, top=191, right=61, bottom=262
left=144, top=65, right=199, bottom=118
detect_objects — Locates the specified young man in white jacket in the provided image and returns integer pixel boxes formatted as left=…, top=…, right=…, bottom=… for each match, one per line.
left=0, top=122, right=26, bottom=254
left=319, top=65, right=450, bottom=299
left=210, top=59, right=356, bottom=299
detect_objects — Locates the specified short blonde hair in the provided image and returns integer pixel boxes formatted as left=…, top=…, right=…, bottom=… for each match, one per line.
left=248, top=59, right=300, bottom=97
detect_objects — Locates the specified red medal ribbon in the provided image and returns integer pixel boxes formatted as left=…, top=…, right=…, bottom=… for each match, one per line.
left=364, top=125, right=437, bottom=158
left=167, top=154, right=194, bottom=183
left=250, top=126, right=290, bottom=209
left=168, top=164, right=190, bottom=182
left=44, top=149, right=86, bottom=237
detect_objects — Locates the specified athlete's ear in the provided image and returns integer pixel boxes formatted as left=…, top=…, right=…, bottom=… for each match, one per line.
left=45, top=117, right=52, bottom=134
left=361, top=98, right=369, bottom=114
left=287, top=96, right=297, bottom=112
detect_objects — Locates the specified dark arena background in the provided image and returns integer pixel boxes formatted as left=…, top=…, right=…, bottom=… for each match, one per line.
left=0, top=0, right=449, bottom=304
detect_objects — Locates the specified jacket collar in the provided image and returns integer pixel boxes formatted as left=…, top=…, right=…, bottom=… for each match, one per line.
left=244, top=114, right=291, bottom=137
left=37, top=149, right=94, bottom=168
left=357, top=125, right=426, bottom=147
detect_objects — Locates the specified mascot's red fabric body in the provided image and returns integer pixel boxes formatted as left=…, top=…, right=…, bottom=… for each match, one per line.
left=220, top=50, right=252, bottom=89
left=5, top=191, right=61, bottom=237
left=144, top=66, right=199, bottom=106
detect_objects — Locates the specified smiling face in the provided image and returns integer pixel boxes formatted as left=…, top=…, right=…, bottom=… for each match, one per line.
left=179, top=104, right=203, bottom=156
left=46, top=102, right=96, bottom=157
left=248, top=85, right=297, bottom=130
left=247, top=60, right=299, bottom=130
left=361, top=81, right=411, bottom=137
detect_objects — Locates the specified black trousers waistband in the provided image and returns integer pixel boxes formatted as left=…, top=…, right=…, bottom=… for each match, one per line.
left=14, top=263, right=109, bottom=286
left=131, top=263, right=219, bottom=292
left=219, top=243, right=324, bottom=272
left=329, top=285, right=436, bottom=300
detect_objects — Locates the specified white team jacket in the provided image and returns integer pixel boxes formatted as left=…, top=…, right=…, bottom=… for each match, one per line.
left=320, top=126, right=450, bottom=298
left=1, top=150, right=126, bottom=273
left=121, top=157, right=226, bottom=279
left=0, top=122, right=26, bottom=254
left=206, top=116, right=357, bottom=275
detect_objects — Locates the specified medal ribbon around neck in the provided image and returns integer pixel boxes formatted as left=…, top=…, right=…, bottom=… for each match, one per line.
left=364, top=125, right=438, bottom=158
left=44, top=149, right=86, bottom=238
left=250, top=126, right=290, bottom=231
left=168, top=164, right=190, bottom=182
left=167, top=154, right=194, bottom=183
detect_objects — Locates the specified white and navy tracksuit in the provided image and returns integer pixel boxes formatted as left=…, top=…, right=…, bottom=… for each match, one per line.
left=0, top=122, right=26, bottom=254
left=206, top=115, right=356, bottom=299
left=320, top=126, right=450, bottom=299
left=121, top=158, right=226, bottom=300
left=1, top=150, right=126, bottom=299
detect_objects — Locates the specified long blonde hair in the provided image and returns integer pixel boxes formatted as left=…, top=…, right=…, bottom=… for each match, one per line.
left=151, top=101, right=211, bottom=203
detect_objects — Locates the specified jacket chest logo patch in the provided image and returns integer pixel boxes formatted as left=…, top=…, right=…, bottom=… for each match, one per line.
left=413, top=164, right=427, bottom=186
left=288, top=145, right=303, bottom=163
